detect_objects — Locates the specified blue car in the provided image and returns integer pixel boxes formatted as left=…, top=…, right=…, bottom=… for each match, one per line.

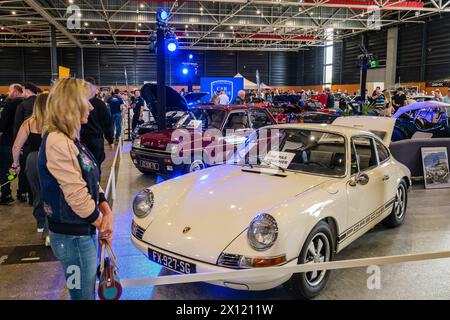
left=391, top=101, right=450, bottom=141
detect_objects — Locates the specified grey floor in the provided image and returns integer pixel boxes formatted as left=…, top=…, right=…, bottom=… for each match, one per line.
left=1, top=142, right=449, bottom=300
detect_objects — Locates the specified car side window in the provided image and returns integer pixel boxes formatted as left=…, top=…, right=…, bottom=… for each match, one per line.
left=223, top=111, right=250, bottom=130
left=249, top=109, right=273, bottom=129
left=375, top=140, right=390, bottom=163
left=351, top=136, right=378, bottom=172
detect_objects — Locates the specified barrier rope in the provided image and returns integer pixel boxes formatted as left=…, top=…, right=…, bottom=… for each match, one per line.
left=120, top=249, right=450, bottom=288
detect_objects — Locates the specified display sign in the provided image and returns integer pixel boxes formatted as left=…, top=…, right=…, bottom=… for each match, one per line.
left=426, top=82, right=450, bottom=87
left=263, top=151, right=295, bottom=169
left=421, top=147, right=450, bottom=189
left=58, top=66, right=70, bottom=79
left=200, top=77, right=244, bottom=103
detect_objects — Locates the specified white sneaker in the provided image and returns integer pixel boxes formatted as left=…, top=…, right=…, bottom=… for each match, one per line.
left=37, top=228, right=44, bottom=233
left=44, top=235, right=50, bottom=247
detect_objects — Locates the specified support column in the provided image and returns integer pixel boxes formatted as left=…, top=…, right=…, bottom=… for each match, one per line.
left=385, top=27, right=398, bottom=88
left=50, top=25, right=58, bottom=82
left=156, top=16, right=166, bottom=130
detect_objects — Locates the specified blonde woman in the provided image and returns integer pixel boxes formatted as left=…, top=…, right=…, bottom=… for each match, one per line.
left=12, top=93, right=49, bottom=244
left=38, top=78, right=113, bottom=300
left=383, top=90, right=395, bottom=117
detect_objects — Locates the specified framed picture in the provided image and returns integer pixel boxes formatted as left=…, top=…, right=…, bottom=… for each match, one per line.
left=421, top=147, right=450, bottom=189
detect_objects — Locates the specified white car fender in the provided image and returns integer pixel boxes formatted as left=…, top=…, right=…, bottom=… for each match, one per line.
left=221, top=180, right=347, bottom=262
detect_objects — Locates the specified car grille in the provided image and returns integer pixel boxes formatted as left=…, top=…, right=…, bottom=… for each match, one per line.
left=132, top=221, right=146, bottom=241
left=217, top=253, right=242, bottom=269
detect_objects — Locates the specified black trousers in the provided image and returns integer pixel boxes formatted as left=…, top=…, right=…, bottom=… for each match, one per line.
left=0, top=145, right=13, bottom=198
left=80, top=136, right=105, bottom=177
left=18, top=150, right=30, bottom=196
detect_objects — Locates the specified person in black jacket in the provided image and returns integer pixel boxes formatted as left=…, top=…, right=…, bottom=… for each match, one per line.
left=0, top=84, right=23, bottom=204
left=131, top=89, right=145, bottom=131
left=80, top=77, right=114, bottom=177
left=13, top=82, right=41, bottom=203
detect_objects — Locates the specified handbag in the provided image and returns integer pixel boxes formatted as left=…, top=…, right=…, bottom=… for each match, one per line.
left=98, top=241, right=122, bottom=300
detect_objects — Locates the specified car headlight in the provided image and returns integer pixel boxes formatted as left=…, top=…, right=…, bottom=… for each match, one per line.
left=133, top=189, right=154, bottom=218
left=247, top=213, right=278, bottom=251
left=132, top=137, right=141, bottom=148
left=166, top=143, right=179, bottom=154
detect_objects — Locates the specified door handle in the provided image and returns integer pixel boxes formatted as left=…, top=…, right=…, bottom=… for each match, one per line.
left=382, top=175, right=390, bottom=181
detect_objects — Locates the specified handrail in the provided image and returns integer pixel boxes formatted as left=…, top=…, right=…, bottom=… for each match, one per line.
left=104, top=118, right=124, bottom=202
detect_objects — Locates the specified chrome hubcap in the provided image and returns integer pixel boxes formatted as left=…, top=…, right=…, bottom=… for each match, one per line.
left=304, top=233, right=330, bottom=287
left=190, top=160, right=205, bottom=172
left=394, top=185, right=406, bottom=219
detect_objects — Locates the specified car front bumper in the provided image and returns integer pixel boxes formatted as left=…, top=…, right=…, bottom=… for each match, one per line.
left=131, top=235, right=294, bottom=291
left=130, top=147, right=185, bottom=176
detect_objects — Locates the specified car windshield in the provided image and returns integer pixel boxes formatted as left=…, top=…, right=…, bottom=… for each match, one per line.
left=175, top=108, right=226, bottom=130
left=233, top=128, right=346, bottom=176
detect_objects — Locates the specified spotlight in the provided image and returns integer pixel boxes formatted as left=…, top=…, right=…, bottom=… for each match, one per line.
left=157, top=8, right=169, bottom=23
left=166, top=38, right=178, bottom=52
left=188, top=54, right=193, bottom=60
left=182, top=68, right=189, bottom=75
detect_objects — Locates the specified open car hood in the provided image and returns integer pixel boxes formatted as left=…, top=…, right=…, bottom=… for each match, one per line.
left=392, top=101, right=450, bottom=119
left=141, top=83, right=188, bottom=112
left=332, top=116, right=395, bottom=145
left=184, top=92, right=208, bottom=105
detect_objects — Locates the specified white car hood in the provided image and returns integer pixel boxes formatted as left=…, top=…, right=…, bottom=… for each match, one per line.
left=333, top=116, right=395, bottom=145
left=142, top=165, right=333, bottom=264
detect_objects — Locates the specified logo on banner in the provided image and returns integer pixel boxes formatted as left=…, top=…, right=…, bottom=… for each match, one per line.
left=211, top=80, right=234, bottom=102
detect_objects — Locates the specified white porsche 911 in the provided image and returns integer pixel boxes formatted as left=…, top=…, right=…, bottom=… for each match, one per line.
left=131, top=121, right=411, bottom=299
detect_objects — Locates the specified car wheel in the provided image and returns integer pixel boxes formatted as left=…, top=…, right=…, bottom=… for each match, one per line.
left=383, top=181, right=408, bottom=228
left=187, top=159, right=206, bottom=173
left=284, top=221, right=334, bottom=299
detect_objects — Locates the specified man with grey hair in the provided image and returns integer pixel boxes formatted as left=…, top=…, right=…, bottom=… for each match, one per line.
left=233, top=90, right=247, bottom=105
left=0, top=84, right=23, bottom=204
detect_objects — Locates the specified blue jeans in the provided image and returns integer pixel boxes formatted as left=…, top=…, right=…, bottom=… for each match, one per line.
left=50, top=232, right=98, bottom=300
left=111, top=113, right=122, bottom=140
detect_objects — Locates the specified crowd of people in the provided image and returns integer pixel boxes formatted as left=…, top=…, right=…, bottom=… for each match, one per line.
left=0, top=78, right=155, bottom=299
left=202, top=85, right=450, bottom=118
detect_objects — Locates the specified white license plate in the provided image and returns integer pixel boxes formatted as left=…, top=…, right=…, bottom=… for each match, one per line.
left=148, top=249, right=196, bottom=274
left=140, top=160, right=159, bottom=170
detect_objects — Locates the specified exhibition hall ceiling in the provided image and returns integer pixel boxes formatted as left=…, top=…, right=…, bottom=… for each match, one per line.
left=0, top=0, right=446, bottom=51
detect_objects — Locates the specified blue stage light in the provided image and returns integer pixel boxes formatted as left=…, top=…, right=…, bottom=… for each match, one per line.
left=182, top=68, right=189, bottom=75
left=188, top=54, right=193, bottom=60
left=157, top=8, right=169, bottom=22
left=166, top=39, right=177, bottom=52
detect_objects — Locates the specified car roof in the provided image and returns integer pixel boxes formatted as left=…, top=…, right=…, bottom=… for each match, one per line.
left=262, top=123, right=381, bottom=139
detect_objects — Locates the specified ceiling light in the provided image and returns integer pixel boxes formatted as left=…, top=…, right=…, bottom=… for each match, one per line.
left=27, top=21, right=31, bottom=24
left=1, top=26, right=4, bottom=30
left=256, top=10, right=261, bottom=14
left=230, top=26, right=234, bottom=30
left=89, top=31, right=93, bottom=35
left=140, top=4, right=144, bottom=8
left=84, top=22, right=89, bottom=26
left=138, top=23, right=142, bottom=26
left=185, top=24, right=188, bottom=28
left=93, top=37, right=97, bottom=40
left=273, top=27, right=277, bottom=31
left=78, top=13, right=82, bottom=17
left=68, top=0, right=74, bottom=3
left=200, top=7, right=203, bottom=11
left=97, top=42, right=100, bottom=46
left=11, top=11, right=16, bottom=15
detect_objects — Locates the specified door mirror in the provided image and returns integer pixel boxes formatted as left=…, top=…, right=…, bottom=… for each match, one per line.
left=349, top=173, right=370, bottom=187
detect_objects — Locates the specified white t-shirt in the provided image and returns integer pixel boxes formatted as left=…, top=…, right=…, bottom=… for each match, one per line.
left=218, top=93, right=230, bottom=105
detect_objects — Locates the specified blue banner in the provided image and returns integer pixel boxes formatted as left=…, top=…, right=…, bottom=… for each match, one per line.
left=200, top=77, right=244, bottom=104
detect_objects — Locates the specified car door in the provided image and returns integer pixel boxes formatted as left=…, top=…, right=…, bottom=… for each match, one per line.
left=343, top=136, right=385, bottom=244
left=374, top=138, right=398, bottom=206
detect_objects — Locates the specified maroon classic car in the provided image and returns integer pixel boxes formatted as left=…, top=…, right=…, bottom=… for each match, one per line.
left=130, top=105, right=276, bottom=176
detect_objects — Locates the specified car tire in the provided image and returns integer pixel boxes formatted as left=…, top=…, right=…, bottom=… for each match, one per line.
left=383, top=181, right=408, bottom=228
left=284, top=221, right=334, bottom=299
left=186, top=159, right=207, bottom=173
